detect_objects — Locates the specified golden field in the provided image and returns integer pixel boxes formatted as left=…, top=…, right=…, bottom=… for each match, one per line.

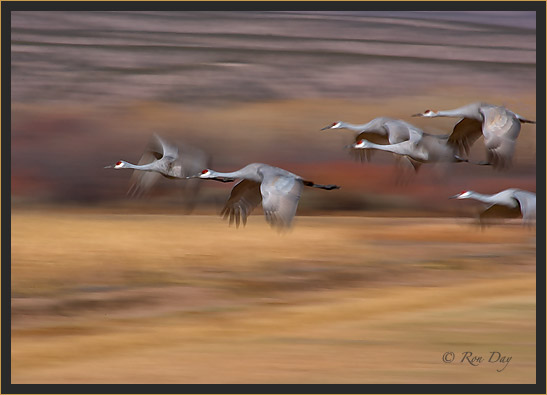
left=11, top=209, right=536, bottom=384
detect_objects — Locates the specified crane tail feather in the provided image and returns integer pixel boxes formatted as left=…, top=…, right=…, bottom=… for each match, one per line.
left=302, top=180, right=340, bottom=190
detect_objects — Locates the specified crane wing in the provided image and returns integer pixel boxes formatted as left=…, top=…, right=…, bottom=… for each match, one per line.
left=398, top=155, right=422, bottom=172
left=172, top=143, right=211, bottom=178
left=127, top=134, right=203, bottom=197
left=220, top=179, right=262, bottom=228
left=128, top=170, right=162, bottom=197
left=383, top=120, right=423, bottom=144
left=479, top=107, right=520, bottom=169
left=152, top=133, right=179, bottom=159
left=484, top=137, right=515, bottom=170
left=447, top=117, right=483, bottom=156
left=479, top=203, right=521, bottom=225
left=260, top=175, right=303, bottom=229
left=512, top=190, right=536, bottom=223
left=127, top=136, right=165, bottom=197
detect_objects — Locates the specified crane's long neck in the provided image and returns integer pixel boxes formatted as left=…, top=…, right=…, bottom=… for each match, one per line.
left=121, top=161, right=157, bottom=171
left=210, top=170, right=246, bottom=179
left=466, top=192, right=497, bottom=204
left=435, top=104, right=482, bottom=121
left=339, top=122, right=375, bottom=132
left=362, top=141, right=411, bottom=156
left=207, top=168, right=262, bottom=183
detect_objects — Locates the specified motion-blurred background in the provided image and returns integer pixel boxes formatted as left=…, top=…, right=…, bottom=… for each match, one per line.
left=10, top=10, right=537, bottom=385
left=11, top=10, right=536, bottom=214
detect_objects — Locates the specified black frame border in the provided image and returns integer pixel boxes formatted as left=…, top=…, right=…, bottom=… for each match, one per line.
left=2, top=2, right=545, bottom=394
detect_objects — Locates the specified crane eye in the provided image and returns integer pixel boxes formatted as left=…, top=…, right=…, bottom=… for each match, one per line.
left=116, top=161, right=122, bottom=166
left=201, top=169, right=209, bottom=174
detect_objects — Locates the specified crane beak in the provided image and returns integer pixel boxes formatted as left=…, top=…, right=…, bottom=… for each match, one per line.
left=411, top=113, right=424, bottom=117
left=320, top=125, right=331, bottom=131
left=104, top=165, right=113, bottom=168
left=449, top=194, right=460, bottom=199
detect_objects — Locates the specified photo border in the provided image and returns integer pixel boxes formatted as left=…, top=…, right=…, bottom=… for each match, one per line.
left=2, top=2, right=545, bottom=394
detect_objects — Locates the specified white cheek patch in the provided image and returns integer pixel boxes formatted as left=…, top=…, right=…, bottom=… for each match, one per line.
left=333, top=122, right=342, bottom=128
left=114, top=163, right=124, bottom=169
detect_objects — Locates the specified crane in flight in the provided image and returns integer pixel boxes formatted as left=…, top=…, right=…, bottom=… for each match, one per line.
left=349, top=125, right=490, bottom=167
left=188, top=163, right=340, bottom=230
left=105, top=133, right=210, bottom=209
left=320, top=117, right=425, bottom=168
left=450, top=188, right=536, bottom=226
left=412, top=102, right=535, bottom=169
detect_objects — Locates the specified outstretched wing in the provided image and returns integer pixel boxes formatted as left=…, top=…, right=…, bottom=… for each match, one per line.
left=479, top=203, right=521, bottom=225
left=512, top=190, right=536, bottom=223
left=260, top=175, right=304, bottom=230
left=447, top=117, right=483, bottom=157
left=383, top=120, right=423, bottom=144
left=484, top=136, right=516, bottom=170
left=399, top=156, right=422, bottom=172
left=153, top=133, right=178, bottom=160
left=480, top=107, right=520, bottom=169
left=220, top=179, right=262, bottom=228
left=172, top=143, right=209, bottom=178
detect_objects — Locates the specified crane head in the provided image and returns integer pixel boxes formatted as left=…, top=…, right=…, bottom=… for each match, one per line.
left=185, top=169, right=211, bottom=179
left=352, top=139, right=370, bottom=149
left=192, top=168, right=235, bottom=183
left=104, top=160, right=126, bottom=169
left=412, top=109, right=437, bottom=118
left=450, top=190, right=473, bottom=199
left=320, top=121, right=342, bottom=131
left=199, top=169, right=212, bottom=178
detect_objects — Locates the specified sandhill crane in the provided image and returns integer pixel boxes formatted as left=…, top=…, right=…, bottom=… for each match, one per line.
left=350, top=126, right=489, bottom=167
left=105, top=133, right=210, bottom=207
left=450, top=188, right=536, bottom=226
left=320, top=117, right=425, bottom=165
left=412, top=102, right=535, bottom=169
left=188, top=163, right=340, bottom=230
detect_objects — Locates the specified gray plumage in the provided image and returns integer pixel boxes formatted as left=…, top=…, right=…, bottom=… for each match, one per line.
left=350, top=125, right=487, bottom=167
left=105, top=133, right=210, bottom=202
left=321, top=117, right=425, bottom=165
left=191, top=163, right=340, bottom=230
left=451, top=188, right=536, bottom=226
left=412, top=102, right=535, bottom=169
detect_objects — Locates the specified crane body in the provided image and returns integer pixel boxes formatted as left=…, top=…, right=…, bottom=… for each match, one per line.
left=451, top=188, right=536, bottom=225
left=105, top=134, right=210, bottom=206
left=190, top=163, right=340, bottom=230
left=413, top=102, right=535, bottom=169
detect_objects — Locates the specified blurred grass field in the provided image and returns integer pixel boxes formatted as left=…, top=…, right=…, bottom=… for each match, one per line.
left=11, top=209, right=536, bottom=384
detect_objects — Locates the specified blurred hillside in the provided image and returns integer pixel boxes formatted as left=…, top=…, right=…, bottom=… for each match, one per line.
left=10, top=11, right=537, bottom=213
